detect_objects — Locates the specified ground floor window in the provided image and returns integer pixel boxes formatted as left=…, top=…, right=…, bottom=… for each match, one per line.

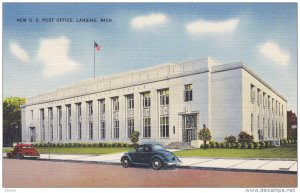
left=143, top=118, right=151, bottom=138
left=68, top=123, right=72, bottom=140
left=49, top=125, right=53, bottom=141
left=100, top=121, right=105, bottom=139
left=89, top=122, right=93, bottom=139
left=58, top=124, right=62, bottom=141
left=160, top=116, right=169, bottom=138
left=113, top=120, right=119, bottom=138
left=127, top=119, right=134, bottom=138
left=78, top=122, right=82, bottom=140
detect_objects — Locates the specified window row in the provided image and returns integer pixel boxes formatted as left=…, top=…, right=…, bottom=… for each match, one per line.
left=250, top=84, right=284, bottom=116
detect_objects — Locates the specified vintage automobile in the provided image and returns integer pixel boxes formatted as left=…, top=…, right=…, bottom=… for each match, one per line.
left=7, top=144, right=40, bottom=159
left=120, top=143, right=182, bottom=170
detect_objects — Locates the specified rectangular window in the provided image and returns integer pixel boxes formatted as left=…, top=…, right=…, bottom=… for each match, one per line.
left=251, top=114, right=253, bottom=132
left=257, top=89, right=260, bottom=106
left=272, top=120, right=274, bottom=138
left=160, top=89, right=169, bottom=106
left=143, top=118, right=151, bottom=138
left=40, top=109, right=45, bottom=141
left=263, top=93, right=266, bottom=108
left=127, top=118, right=134, bottom=138
left=99, top=99, right=105, bottom=113
left=87, top=101, right=93, bottom=115
left=57, top=106, right=62, bottom=141
left=160, top=116, right=169, bottom=138
left=78, top=122, right=82, bottom=140
left=272, top=99, right=274, bottom=112
left=113, top=98, right=119, bottom=112
left=257, top=116, right=260, bottom=130
left=250, top=84, right=255, bottom=103
left=127, top=95, right=134, bottom=109
left=66, top=105, right=71, bottom=140
left=31, top=110, right=34, bottom=120
left=184, top=84, right=193, bottom=102
left=48, top=108, right=53, bottom=141
left=142, top=92, right=151, bottom=108
left=76, top=103, right=82, bottom=140
left=268, top=119, right=270, bottom=138
left=68, top=123, right=72, bottom=140
left=100, top=121, right=105, bottom=139
left=268, top=96, right=270, bottom=110
left=89, top=122, right=93, bottom=139
left=113, top=120, right=119, bottom=138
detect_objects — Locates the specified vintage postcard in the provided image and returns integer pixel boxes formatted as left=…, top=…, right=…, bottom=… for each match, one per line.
left=2, top=2, right=298, bottom=191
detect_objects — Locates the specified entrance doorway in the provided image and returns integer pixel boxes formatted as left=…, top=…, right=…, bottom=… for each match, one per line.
left=182, top=114, right=197, bottom=142
left=30, top=127, right=36, bottom=142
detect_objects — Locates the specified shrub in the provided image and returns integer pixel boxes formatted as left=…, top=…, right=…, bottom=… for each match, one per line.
left=238, top=132, right=254, bottom=143
left=225, top=135, right=237, bottom=143
left=122, top=143, right=127, bottom=147
left=204, top=144, right=210, bottom=149
left=209, top=141, right=216, bottom=148
left=198, top=127, right=212, bottom=149
left=130, top=131, right=140, bottom=148
left=200, top=144, right=204, bottom=149
left=254, top=142, right=260, bottom=149
left=92, top=143, right=97, bottom=147
left=248, top=143, right=254, bottom=149
left=259, top=141, right=265, bottom=148
left=220, top=142, right=225, bottom=148
left=237, top=143, right=242, bottom=149
left=215, top=142, right=220, bottom=148
left=107, top=143, right=112, bottom=147
left=242, top=142, right=248, bottom=149
left=226, top=143, right=231, bottom=148
left=231, top=143, right=236, bottom=148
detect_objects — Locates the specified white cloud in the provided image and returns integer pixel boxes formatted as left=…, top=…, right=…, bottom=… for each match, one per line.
left=131, top=13, right=167, bottom=29
left=37, top=37, right=80, bottom=77
left=260, top=41, right=290, bottom=65
left=10, top=42, right=30, bottom=62
left=186, top=18, right=239, bottom=34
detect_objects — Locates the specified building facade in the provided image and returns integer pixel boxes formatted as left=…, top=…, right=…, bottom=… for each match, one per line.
left=21, top=58, right=287, bottom=145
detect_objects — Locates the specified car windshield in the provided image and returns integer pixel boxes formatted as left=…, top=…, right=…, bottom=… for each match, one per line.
left=152, top=144, right=165, bottom=151
left=20, top=146, right=33, bottom=149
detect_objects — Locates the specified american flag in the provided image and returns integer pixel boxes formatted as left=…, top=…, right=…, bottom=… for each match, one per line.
left=94, top=42, right=101, bottom=51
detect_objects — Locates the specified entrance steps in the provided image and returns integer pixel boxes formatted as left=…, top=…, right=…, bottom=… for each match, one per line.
left=165, top=142, right=194, bottom=150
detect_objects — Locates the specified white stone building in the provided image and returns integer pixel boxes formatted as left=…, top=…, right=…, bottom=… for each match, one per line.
left=21, top=57, right=287, bottom=145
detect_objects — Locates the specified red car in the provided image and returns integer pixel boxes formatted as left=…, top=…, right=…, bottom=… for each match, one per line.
left=7, top=144, right=40, bottom=159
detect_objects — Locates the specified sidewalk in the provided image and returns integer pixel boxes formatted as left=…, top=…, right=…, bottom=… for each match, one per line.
left=33, top=152, right=297, bottom=174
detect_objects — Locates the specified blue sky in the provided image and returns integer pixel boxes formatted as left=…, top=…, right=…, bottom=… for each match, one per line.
left=3, top=3, right=297, bottom=113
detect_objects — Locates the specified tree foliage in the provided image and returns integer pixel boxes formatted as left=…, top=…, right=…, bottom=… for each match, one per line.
left=3, top=97, right=25, bottom=130
left=225, top=135, right=237, bottom=143
left=130, top=131, right=140, bottom=148
left=198, top=127, right=212, bottom=148
left=238, top=131, right=254, bottom=143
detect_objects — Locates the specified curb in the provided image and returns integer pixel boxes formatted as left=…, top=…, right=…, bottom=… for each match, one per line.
left=12, top=157, right=297, bottom=175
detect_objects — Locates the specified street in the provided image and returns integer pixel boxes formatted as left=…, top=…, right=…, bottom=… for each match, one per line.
left=3, top=159, right=297, bottom=188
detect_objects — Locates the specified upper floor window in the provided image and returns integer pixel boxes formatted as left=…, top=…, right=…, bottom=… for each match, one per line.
left=184, top=84, right=193, bottom=102
left=30, top=110, right=34, bottom=120
left=99, top=99, right=105, bottom=113
left=112, top=97, right=119, bottom=112
left=142, top=92, right=151, bottom=108
left=76, top=103, right=82, bottom=119
left=66, top=105, right=71, bottom=118
left=127, top=95, right=134, bottom=109
left=160, top=89, right=169, bottom=106
left=268, top=96, right=270, bottom=110
left=257, top=89, right=260, bottom=106
left=263, top=92, right=266, bottom=108
left=87, top=101, right=93, bottom=115
left=250, top=84, right=255, bottom=103
left=48, top=108, right=53, bottom=120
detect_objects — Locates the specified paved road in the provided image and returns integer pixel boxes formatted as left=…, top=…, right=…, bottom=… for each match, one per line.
left=3, top=159, right=297, bottom=188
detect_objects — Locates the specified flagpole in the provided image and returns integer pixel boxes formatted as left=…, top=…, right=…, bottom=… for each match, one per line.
left=94, top=40, right=95, bottom=79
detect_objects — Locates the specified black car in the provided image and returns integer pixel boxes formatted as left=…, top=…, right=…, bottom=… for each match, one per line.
left=120, top=143, right=182, bottom=170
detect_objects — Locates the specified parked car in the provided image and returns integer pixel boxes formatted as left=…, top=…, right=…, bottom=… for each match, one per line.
left=7, top=144, right=40, bottom=159
left=120, top=143, right=182, bottom=170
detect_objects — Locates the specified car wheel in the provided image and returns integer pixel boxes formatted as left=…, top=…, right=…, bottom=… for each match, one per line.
left=151, top=158, right=162, bottom=170
left=17, top=153, right=24, bottom=160
left=121, top=157, right=130, bottom=168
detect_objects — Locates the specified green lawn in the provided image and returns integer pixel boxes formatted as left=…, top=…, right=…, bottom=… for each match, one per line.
left=3, top=147, right=133, bottom=155
left=174, top=144, right=297, bottom=159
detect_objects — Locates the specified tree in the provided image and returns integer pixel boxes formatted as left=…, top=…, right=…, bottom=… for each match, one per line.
left=130, top=131, right=140, bottom=149
left=3, top=97, right=25, bottom=146
left=198, top=127, right=212, bottom=149
left=238, top=131, right=254, bottom=143
left=225, top=135, right=237, bottom=143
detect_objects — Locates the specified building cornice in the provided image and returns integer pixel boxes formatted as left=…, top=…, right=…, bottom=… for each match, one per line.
left=212, top=62, right=287, bottom=102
